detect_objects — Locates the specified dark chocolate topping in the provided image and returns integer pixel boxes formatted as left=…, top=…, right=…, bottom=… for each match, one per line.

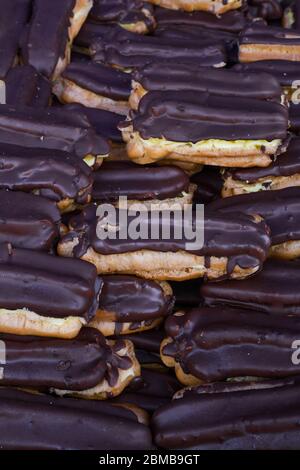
left=247, top=0, right=283, bottom=21
left=163, top=307, right=300, bottom=382
left=134, top=63, right=281, bottom=100
left=119, top=328, right=165, bottom=353
left=99, top=275, right=174, bottom=321
left=152, top=377, right=300, bottom=449
left=0, top=190, right=60, bottom=251
left=62, top=61, right=131, bottom=101
left=170, top=279, right=203, bottom=308
left=154, top=24, right=237, bottom=48
left=0, top=0, right=31, bottom=78
left=0, top=243, right=101, bottom=320
left=90, top=0, right=155, bottom=30
left=0, top=105, right=109, bottom=159
left=130, top=90, right=288, bottom=141
left=0, top=388, right=152, bottom=449
left=226, top=137, right=300, bottom=182
left=191, top=167, right=223, bottom=204
left=0, top=328, right=131, bottom=390
left=92, top=161, right=189, bottom=202
left=20, top=0, right=76, bottom=78
left=0, top=143, right=93, bottom=205
left=290, top=101, right=300, bottom=134
left=201, top=258, right=300, bottom=315
left=5, top=65, right=51, bottom=108
left=65, top=205, right=271, bottom=275
left=208, top=186, right=300, bottom=245
left=75, top=22, right=120, bottom=49
left=240, top=23, right=300, bottom=45
left=233, top=60, right=300, bottom=86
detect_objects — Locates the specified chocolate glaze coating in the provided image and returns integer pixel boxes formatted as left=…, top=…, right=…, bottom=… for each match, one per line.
left=134, top=63, right=281, bottom=100
left=119, top=328, right=164, bottom=353
left=226, top=137, right=300, bottom=182
left=130, top=90, right=288, bottom=141
left=0, top=328, right=131, bottom=390
left=99, top=275, right=174, bottom=321
left=62, top=61, right=131, bottom=101
left=5, top=65, right=51, bottom=108
left=240, top=23, right=300, bottom=45
left=233, top=60, right=300, bottom=86
left=92, top=161, right=190, bottom=202
left=0, top=143, right=93, bottom=205
left=0, top=388, right=153, bottom=449
left=0, top=105, right=109, bottom=159
left=0, top=0, right=31, bottom=78
left=20, top=0, right=76, bottom=78
left=90, top=0, right=155, bottom=30
left=290, top=102, right=300, bottom=134
left=152, top=377, right=300, bottom=449
left=170, top=279, right=203, bottom=308
left=0, top=190, right=60, bottom=251
left=163, top=307, right=300, bottom=382
left=65, top=205, right=271, bottom=276
left=91, top=28, right=227, bottom=68
left=155, top=6, right=247, bottom=33
left=201, top=258, right=300, bottom=315
left=208, top=187, right=300, bottom=245
left=75, top=22, right=120, bottom=49
left=191, top=167, right=223, bottom=204
left=0, top=244, right=101, bottom=320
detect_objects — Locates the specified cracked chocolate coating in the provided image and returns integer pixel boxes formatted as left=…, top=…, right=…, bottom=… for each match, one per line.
left=201, top=258, right=300, bottom=315
left=0, top=105, right=109, bottom=159
left=62, top=61, right=131, bottom=101
left=163, top=307, right=300, bottom=382
left=20, top=0, right=76, bottom=78
left=0, top=388, right=153, bottom=449
left=0, top=190, right=60, bottom=251
left=129, top=90, right=288, bottom=141
left=134, top=63, right=281, bottom=100
left=99, top=275, right=174, bottom=322
left=0, top=328, right=131, bottom=390
left=0, top=143, right=93, bottom=205
left=233, top=60, right=300, bottom=86
left=152, top=377, right=300, bottom=449
left=92, top=161, right=189, bottom=202
left=209, top=186, right=300, bottom=245
left=226, top=137, right=300, bottom=182
left=0, top=243, right=102, bottom=320
left=5, top=65, right=51, bottom=108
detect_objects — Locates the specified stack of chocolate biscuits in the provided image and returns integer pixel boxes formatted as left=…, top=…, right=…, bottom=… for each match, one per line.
left=0, top=0, right=300, bottom=450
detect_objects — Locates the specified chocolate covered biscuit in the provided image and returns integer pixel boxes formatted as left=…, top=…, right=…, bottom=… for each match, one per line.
left=5, top=66, right=51, bottom=108
left=0, top=388, right=152, bottom=449
left=21, top=0, right=93, bottom=80
left=201, top=258, right=300, bottom=315
left=161, top=308, right=300, bottom=385
left=0, top=244, right=102, bottom=338
left=152, top=378, right=300, bottom=449
left=0, top=144, right=93, bottom=212
left=90, top=275, right=174, bottom=335
left=54, top=61, right=131, bottom=115
left=222, top=137, right=300, bottom=196
left=122, top=90, right=288, bottom=167
left=0, top=105, right=109, bottom=168
left=145, top=1, right=242, bottom=15
left=58, top=205, right=271, bottom=281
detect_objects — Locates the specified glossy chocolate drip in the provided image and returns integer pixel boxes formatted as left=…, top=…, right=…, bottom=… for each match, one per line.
left=62, top=61, right=131, bottom=101
left=0, top=190, right=60, bottom=251
left=134, top=63, right=281, bottom=100
left=0, top=328, right=131, bottom=390
left=201, top=258, right=300, bottom=315
left=152, top=378, right=300, bottom=449
left=155, top=6, right=246, bottom=33
left=130, top=91, right=288, bottom=141
left=240, top=23, right=300, bottom=45
left=91, top=28, right=227, bottom=68
left=90, top=0, right=155, bottom=30
left=191, top=167, right=222, bottom=204
left=0, top=244, right=101, bottom=320
left=5, top=65, right=51, bottom=108
left=226, top=137, right=300, bottom=182
left=209, top=186, right=300, bottom=245
left=20, top=0, right=76, bottom=78
left=92, top=161, right=189, bottom=202
left=0, top=0, right=31, bottom=78
left=66, top=205, right=270, bottom=273
left=163, top=307, right=300, bottom=382
left=0, top=388, right=153, bottom=449
left=233, top=60, right=300, bottom=86
left=99, top=275, right=174, bottom=321
left=0, top=143, right=93, bottom=205
left=0, top=105, right=109, bottom=159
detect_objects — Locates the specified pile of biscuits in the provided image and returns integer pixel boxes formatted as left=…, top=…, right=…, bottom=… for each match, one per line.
left=1, top=0, right=300, bottom=450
